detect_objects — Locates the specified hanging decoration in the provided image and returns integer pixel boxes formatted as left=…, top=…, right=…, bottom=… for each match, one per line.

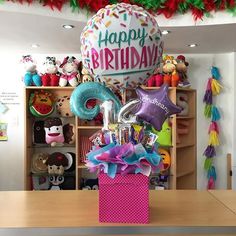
left=203, top=66, right=223, bottom=189
left=2, top=0, right=236, bottom=21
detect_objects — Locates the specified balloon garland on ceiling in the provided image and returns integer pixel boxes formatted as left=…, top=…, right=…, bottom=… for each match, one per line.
left=203, top=66, right=223, bottom=189
left=2, top=0, right=236, bottom=20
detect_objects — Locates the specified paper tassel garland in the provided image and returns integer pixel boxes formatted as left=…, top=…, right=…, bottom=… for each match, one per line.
left=202, top=66, right=222, bottom=189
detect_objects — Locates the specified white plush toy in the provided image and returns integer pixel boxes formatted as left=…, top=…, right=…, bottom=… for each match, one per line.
left=59, top=56, right=80, bottom=87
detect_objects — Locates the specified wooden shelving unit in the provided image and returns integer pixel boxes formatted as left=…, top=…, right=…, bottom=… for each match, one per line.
left=24, top=86, right=196, bottom=190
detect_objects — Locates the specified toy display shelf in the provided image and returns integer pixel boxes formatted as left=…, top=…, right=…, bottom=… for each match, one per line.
left=24, top=86, right=196, bottom=190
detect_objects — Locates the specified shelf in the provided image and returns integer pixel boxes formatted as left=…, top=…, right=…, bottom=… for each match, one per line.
left=25, top=86, right=75, bottom=90
left=78, top=164, right=87, bottom=169
left=177, top=116, right=195, bottom=119
left=28, top=144, right=76, bottom=148
left=77, top=126, right=103, bottom=129
left=176, top=143, right=194, bottom=149
left=177, top=169, right=195, bottom=178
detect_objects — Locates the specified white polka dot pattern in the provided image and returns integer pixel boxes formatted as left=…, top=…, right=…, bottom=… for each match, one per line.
left=99, top=173, right=149, bottom=224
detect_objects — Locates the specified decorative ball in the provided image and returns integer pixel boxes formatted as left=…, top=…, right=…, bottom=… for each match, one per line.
left=80, top=3, right=163, bottom=90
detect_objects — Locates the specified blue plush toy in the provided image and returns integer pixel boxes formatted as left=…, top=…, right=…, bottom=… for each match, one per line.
left=21, top=55, right=41, bottom=86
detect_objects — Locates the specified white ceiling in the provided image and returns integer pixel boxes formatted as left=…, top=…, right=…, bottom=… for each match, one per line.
left=0, top=11, right=236, bottom=54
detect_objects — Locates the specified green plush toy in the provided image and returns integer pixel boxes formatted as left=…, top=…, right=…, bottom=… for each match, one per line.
left=152, top=120, right=172, bottom=147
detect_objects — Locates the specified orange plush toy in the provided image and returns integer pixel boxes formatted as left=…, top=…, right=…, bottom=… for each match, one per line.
left=162, top=55, right=179, bottom=87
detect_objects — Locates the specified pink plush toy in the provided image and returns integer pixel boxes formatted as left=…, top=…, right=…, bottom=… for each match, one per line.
left=41, top=57, right=60, bottom=86
left=44, top=117, right=65, bottom=146
left=59, top=56, right=80, bottom=87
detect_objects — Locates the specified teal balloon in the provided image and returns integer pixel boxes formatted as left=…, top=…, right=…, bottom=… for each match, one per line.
left=70, top=82, right=122, bottom=120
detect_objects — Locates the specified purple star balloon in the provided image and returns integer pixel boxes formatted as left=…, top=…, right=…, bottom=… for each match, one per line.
left=135, top=84, right=182, bottom=131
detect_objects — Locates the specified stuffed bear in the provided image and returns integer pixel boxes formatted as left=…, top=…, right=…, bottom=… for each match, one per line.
left=41, top=57, right=60, bottom=86
left=176, top=55, right=190, bottom=88
left=44, top=117, right=65, bottom=146
left=21, top=55, right=41, bottom=86
left=59, top=56, right=80, bottom=87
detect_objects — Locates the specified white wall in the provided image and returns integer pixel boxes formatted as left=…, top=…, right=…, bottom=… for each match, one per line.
left=186, top=53, right=235, bottom=189
left=0, top=53, right=235, bottom=190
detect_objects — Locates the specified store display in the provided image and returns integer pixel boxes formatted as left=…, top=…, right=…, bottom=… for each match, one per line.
left=29, top=90, right=54, bottom=117
left=59, top=56, right=80, bottom=87
left=41, top=57, right=60, bottom=86
left=80, top=3, right=163, bottom=90
left=21, top=55, right=41, bottom=86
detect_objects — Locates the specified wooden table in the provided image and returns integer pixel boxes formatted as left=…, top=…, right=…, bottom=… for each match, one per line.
left=209, top=190, right=236, bottom=213
left=0, top=190, right=236, bottom=236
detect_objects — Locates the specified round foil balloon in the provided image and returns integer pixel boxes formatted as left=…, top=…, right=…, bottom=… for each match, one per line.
left=80, top=3, right=163, bottom=90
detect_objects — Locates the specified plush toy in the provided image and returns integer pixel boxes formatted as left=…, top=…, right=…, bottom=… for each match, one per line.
left=147, top=67, right=163, bottom=87
left=41, top=57, right=60, bottom=86
left=152, top=120, right=172, bottom=146
left=29, top=91, right=54, bottom=117
left=158, top=148, right=171, bottom=172
left=81, top=67, right=94, bottom=83
left=33, top=121, right=46, bottom=144
left=61, top=176, right=76, bottom=190
left=46, top=152, right=68, bottom=175
left=56, top=96, right=74, bottom=117
left=176, top=55, right=190, bottom=88
left=21, top=55, right=41, bottom=86
left=176, top=93, right=189, bottom=116
left=63, top=123, right=75, bottom=145
left=44, top=117, right=65, bottom=146
left=64, top=152, right=76, bottom=172
left=32, top=174, right=50, bottom=190
left=48, top=175, right=64, bottom=190
left=59, top=56, right=80, bottom=87
left=81, top=178, right=99, bottom=190
left=162, top=55, right=179, bottom=87
left=31, top=153, right=48, bottom=174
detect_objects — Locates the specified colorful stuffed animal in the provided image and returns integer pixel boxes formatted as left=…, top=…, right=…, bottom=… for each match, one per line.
left=158, top=148, right=171, bottom=172
left=59, top=56, right=80, bottom=87
left=41, top=57, right=60, bottom=86
left=81, top=67, right=94, bottom=83
left=56, top=96, right=74, bottom=117
left=152, top=120, right=172, bottom=146
left=46, top=152, right=68, bottom=175
left=176, top=55, right=190, bottom=88
left=162, top=55, right=179, bottom=87
left=147, top=67, right=163, bottom=87
left=44, top=117, right=65, bottom=146
left=49, top=175, right=64, bottom=190
left=29, top=90, right=54, bottom=117
left=21, top=55, right=41, bottom=86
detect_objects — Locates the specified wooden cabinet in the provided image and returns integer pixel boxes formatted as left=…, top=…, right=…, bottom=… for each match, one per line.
left=24, top=86, right=196, bottom=190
